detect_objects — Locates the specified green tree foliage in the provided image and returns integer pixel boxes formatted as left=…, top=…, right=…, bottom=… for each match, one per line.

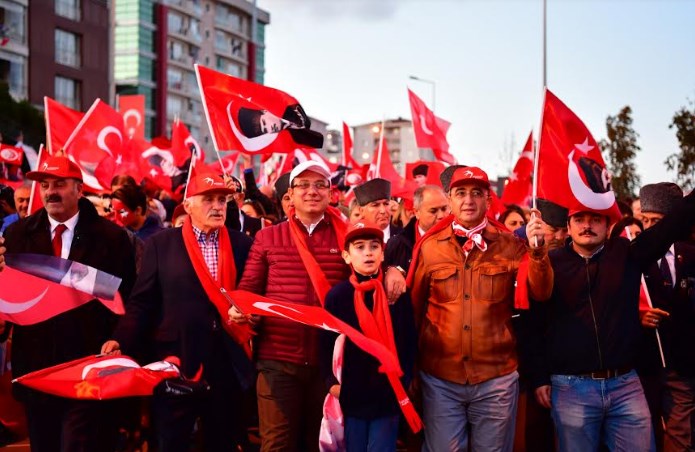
left=599, top=106, right=641, bottom=200
left=0, top=81, right=45, bottom=149
left=666, top=101, right=695, bottom=191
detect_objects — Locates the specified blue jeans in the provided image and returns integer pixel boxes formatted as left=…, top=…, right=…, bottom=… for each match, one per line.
left=344, top=415, right=399, bottom=452
left=420, top=370, right=519, bottom=452
left=551, top=370, right=655, bottom=452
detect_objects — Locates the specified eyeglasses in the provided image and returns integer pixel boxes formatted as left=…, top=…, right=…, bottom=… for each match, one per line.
left=291, top=181, right=330, bottom=191
left=451, top=188, right=487, bottom=199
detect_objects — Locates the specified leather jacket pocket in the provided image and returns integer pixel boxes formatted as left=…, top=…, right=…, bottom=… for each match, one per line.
left=478, top=265, right=512, bottom=302
left=430, top=267, right=460, bottom=302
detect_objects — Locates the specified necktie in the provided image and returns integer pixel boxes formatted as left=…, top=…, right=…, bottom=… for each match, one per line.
left=659, top=255, right=673, bottom=288
left=52, top=224, right=68, bottom=257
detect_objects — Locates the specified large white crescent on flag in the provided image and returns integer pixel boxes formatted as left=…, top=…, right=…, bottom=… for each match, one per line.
left=0, top=287, right=49, bottom=314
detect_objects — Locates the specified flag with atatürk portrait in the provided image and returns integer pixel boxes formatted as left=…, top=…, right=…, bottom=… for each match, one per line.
left=196, top=64, right=323, bottom=155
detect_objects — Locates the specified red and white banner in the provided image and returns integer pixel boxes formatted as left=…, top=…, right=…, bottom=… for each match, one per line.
left=501, top=131, right=534, bottom=207
left=63, top=99, right=125, bottom=192
left=0, top=254, right=124, bottom=325
left=341, top=122, right=360, bottom=169
left=0, top=144, right=23, bottom=166
left=118, top=94, right=146, bottom=140
left=196, top=64, right=323, bottom=155
left=407, top=89, right=456, bottom=165
left=208, top=152, right=240, bottom=176
left=44, top=97, right=84, bottom=155
left=405, top=160, right=446, bottom=188
left=14, top=355, right=182, bottom=400
left=171, top=119, right=205, bottom=167
left=537, top=89, right=621, bottom=221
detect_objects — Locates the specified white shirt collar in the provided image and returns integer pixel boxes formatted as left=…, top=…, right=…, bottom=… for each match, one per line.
left=48, top=211, right=80, bottom=233
left=383, top=225, right=391, bottom=243
left=297, top=214, right=325, bottom=234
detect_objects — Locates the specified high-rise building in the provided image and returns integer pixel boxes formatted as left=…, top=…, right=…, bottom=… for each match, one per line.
left=113, top=0, right=270, bottom=152
left=352, top=118, right=419, bottom=175
left=24, top=0, right=111, bottom=110
left=0, top=0, right=28, bottom=101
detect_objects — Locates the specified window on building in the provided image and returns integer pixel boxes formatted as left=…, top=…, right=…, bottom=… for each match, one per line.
left=166, top=96, right=183, bottom=119
left=0, top=3, right=26, bottom=45
left=168, top=11, right=184, bottom=35
left=55, top=76, right=80, bottom=110
left=55, top=29, right=81, bottom=68
left=0, top=55, right=26, bottom=100
left=55, top=0, right=81, bottom=21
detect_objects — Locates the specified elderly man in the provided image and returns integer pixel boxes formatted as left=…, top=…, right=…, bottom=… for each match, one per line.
left=0, top=183, right=30, bottom=234
left=385, top=184, right=449, bottom=273
left=527, top=187, right=695, bottom=452
left=410, top=166, right=552, bottom=452
left=229, top=160, right=405, bottom=452
left=354, top=178, right=401, bottom=243
left=1, top=156, right=136, bottom=452
left=638, top=183, right=695, bottom=452
left=102, top=170, right=253, bottom=451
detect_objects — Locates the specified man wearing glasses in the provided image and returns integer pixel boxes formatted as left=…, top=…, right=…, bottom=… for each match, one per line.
left=409, top=166, right=553, bottom=452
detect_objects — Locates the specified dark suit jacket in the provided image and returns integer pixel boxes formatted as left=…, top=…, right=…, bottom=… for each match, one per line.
left=385, top=217, right=417, bottom=273
left=113, top=226, right=253, bottom=382
left=4, top=198, right=137, bottom=386
left=225, top=202, right=262, bottom=238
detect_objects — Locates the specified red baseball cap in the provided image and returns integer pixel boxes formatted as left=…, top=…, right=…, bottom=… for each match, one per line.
left=186, top=171, right=235, bottom=198
left=344, top=221, right=384, bottom=249
left=26, top=156, right=83, bottom=182
left=449, top=166, right=490, bottom=190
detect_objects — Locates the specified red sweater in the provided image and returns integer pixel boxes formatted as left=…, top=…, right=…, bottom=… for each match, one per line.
left=238, top=217, right=350, bottom=365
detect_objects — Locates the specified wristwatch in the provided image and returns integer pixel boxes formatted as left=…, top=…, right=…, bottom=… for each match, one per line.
left=388, top=265, right=407, bottom=277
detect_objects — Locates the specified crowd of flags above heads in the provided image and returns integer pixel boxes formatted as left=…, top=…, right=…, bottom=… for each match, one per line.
left=29, top=64, right=620, bottom=221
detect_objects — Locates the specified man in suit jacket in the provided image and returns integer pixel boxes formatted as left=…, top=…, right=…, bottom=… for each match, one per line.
left=225, top=175, right=262, bottom=237
left=102, top=170, right=254, bottom=452
left=354, top=178, right=402, bottom=244
left=2, top=156, right=136, bottom=452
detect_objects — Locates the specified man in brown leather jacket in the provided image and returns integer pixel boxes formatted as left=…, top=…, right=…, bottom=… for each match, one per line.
left=410, top=166, right=553, bottom=452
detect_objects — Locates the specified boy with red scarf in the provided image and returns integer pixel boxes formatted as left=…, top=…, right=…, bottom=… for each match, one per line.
left=320, top=222, right=417, bottom=452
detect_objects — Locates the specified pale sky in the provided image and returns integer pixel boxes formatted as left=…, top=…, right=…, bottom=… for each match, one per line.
left=256, top=0, right=695, bottom=186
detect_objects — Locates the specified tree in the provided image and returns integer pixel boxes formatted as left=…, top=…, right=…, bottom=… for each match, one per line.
left=0, top=81, right=45, bottom=149
left=665, top=101, right=695, bottom=191
left=599, top=106, right=641, bottom=200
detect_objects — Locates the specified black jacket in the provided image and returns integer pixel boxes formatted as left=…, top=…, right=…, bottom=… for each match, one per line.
left=4, top=198, right=137, bottom=386
left=320, top=274, right=417, bottom=420
left=524, top=191, right=695, bottom=389
left=225, top=201, right=262, bottom=238
left=113, top=226, right=254, bottom=386
left=384, top=217, right=417, bottom=273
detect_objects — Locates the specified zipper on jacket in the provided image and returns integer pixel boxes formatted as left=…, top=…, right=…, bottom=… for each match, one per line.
left=584, top=258, right=604, bottom=369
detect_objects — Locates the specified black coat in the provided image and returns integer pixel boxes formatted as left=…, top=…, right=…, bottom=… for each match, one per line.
left=113, top=226, right=254, bottom=385
left=320, top=274, right=417, bottom=420
left=4, top=198, right=137, bottom=386
left=225, top=202, right=262, bottom=238
left=384, top=217, right=417, bottom=272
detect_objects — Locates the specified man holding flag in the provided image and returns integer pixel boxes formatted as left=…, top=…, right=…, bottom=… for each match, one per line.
left=101, top=169, right=254, bottom=452
left=1, top=155, right=136, bottom=451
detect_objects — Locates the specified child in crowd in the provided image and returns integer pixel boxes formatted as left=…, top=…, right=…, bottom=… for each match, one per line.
left=320, top=222, right=417, bottom=452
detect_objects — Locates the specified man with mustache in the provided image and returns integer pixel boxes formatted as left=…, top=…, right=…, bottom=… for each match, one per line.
left=101, top=170, right=254, bottom=451
left=0, top=156, right=136, bottom=451
left=526, top=188, right=695, bottom=452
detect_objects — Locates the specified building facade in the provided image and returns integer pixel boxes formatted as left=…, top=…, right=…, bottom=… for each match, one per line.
left=0, top=0, right=28, bottom=101
left=352, top=117, right=420, bottom=176
left=114, top=0, right=269, bottom=152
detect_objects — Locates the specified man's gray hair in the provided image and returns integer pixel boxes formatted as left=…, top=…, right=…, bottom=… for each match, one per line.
left=413, top=185, right=446, bottom=211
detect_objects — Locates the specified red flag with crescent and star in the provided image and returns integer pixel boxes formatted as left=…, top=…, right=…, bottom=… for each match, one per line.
left=501, top=131, right=534, bottom=207
left=44, top=97, right=84, bottom=155
left=171, top=119, right=206, bottom=167
left=537, top=89, right=621, bottom=222
left=63, top=99, right=125, bottom=193
left=0, top=254, right=124, bottom=325
left=341, top=122, right=360, bottom=169
left=407, top=88, right=456, bottom=165
left=196, top=64, right=323, bottom=156
left=13, top=355, right=183, bottom=400
left=118, top=94, right=145, bottom=140
left=0, top=144, right=23, bottom=166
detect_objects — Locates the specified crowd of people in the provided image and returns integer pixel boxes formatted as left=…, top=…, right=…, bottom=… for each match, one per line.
left=0, top=155, right=693, bottom=452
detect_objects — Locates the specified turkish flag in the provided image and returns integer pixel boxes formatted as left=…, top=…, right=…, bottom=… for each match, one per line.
left=405, top=160, right=446, bottom=187
left=0, top=254, right=124, bottom=325
left=44, top=97, right=84, bottom=155
left=341, top=122, right=360, bottom=169
left=63, top=99, right=125, bottom=193
left=501, top=132, right=534, bottom=207
left=366, top=137, right=418, bottom=199
left=14, top=355, right=182, bottom=400
left=0, top=144, right=23, bottom=165
left=118, top=94, right=146, bottom=140
left=537, top=89, right=621, bottom=221
left=208, top=152, right=240, bottom=176
left=27, top=145, right=48, bottom=215
left=171, top=119, right=205, bottom=167
left=132, top=139, right=188, bottom=195
left=407, top=89, right=456, bottom=165
left=196, top=64, right=323, bottom=155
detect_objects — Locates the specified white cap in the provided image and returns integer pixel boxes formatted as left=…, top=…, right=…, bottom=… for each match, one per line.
left=289, top=160, right=331, bottom=187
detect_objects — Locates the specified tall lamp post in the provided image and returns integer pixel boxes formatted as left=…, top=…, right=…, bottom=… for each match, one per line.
left=408, top=75, right=436, bottom=112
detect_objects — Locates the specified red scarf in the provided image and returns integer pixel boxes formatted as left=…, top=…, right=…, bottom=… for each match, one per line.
left=350, top=272, right=422, bottom=433
left=406, top=214, right=530, bottom=309
left=288, top=206, right=347, bottom=306
left=452, top=218, right=488, bottom=256
left=181, top=217, right=254, bottom=358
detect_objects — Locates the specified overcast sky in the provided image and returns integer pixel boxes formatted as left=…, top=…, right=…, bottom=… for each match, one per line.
left=256, top=0, right=695, bottom=184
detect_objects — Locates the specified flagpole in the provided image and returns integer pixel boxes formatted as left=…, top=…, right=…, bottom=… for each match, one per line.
left=27, top=144, right=44, bottom=215
left=341, top=124, right=347, bottom=167
left=183, top=150, right=196, bottom=199
left=375, top=118, right=385, bottom=178
left=543, top=0, right=547, bottom=88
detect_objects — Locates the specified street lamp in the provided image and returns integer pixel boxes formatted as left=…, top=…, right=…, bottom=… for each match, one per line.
left=409, top=75, right=436, bottom=112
